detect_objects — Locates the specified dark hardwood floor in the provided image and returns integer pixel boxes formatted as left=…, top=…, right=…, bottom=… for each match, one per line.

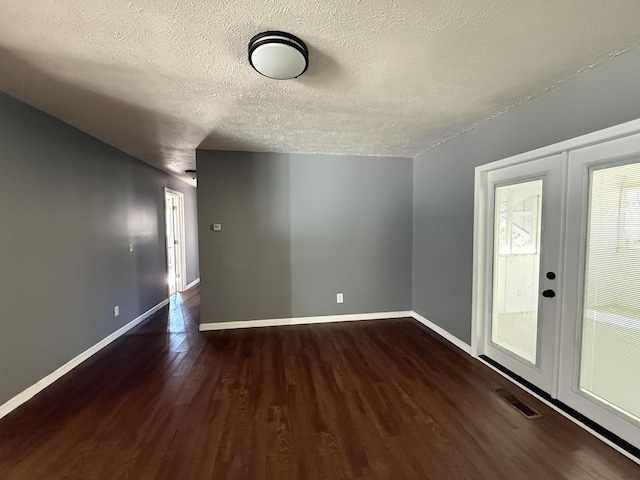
left=0, top=287, right=638, bottom=479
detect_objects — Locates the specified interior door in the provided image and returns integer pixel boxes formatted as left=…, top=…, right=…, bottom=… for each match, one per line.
left=559, top=134, right=640, bottom=450
left=484, top=154, right=564, bottom=395
left=165, top=192, right=178, bottom=296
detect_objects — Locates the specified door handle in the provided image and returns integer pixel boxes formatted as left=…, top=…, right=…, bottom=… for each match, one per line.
left=542, top=289, right=556, bottom=298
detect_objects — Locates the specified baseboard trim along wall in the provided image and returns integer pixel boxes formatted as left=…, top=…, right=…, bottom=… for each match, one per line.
left=199, top=311, right=414, bottom=331
left=0, top=298, right=170, bottom=421
left=198, top=310, right=473, bottom=359
left=410, top=312, right=473, bottom=355
left=184, top=278, right=200, bottom=291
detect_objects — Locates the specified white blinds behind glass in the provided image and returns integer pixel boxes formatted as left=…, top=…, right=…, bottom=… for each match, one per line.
left=580, top=161, right=640, bottom=422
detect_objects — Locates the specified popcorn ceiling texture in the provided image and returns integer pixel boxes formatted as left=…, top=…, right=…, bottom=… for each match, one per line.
left=1, top=0, right=640, bottom=184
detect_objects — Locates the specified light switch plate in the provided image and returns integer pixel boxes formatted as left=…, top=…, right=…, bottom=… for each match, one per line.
left=211, top=224, right=222, bottom=231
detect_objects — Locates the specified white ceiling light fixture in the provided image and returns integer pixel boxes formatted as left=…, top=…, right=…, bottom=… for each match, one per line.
left=248, top=31, right=309, bottom=80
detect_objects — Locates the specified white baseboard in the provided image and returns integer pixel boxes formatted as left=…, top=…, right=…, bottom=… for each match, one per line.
left=198, top=310, right=474, bottom=360
left=199, top=311, right=413, bottom=331
left=0, top=298, right=169, bottom=421
left=410, top=311, right=472, bottom=355
left=184, top=278, right=200, bottom=291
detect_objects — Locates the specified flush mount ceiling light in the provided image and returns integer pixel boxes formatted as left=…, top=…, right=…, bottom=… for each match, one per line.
left=248, top=31, right=309, bottom=80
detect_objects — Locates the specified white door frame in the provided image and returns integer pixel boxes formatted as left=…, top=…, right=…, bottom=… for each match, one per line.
left=164, top=187, right=187, bottom=294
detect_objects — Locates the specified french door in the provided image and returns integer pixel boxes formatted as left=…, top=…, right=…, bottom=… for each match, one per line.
left=485, top=154, right=564, bottom=396
left=480, top=131, right=640, bottom=451
left=559, top=134, right=640, bottom=450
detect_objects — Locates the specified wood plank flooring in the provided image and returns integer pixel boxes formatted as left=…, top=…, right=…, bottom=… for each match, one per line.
left=0, top=286, right=638, bottom=479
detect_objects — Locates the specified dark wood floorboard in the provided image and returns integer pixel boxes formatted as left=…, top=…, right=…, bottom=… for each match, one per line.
left=0, top=286, right=638, bottom=479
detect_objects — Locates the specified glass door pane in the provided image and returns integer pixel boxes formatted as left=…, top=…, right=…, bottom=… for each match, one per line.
left=491, top=180, right=543, bottom=364
left=580, top=162, right=640, bottom=422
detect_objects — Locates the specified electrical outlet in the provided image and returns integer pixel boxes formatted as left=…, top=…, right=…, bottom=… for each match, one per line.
left=337, top=293, right=344, bottom=304
left=114, top=306, right=120, bottom=317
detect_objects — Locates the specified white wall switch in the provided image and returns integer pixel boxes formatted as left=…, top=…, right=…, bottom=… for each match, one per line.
left=211, top=224, right=222, bottom=231
left=337, top=293, right=344, bottom=304
left=114, top=306, right=120, bottom=317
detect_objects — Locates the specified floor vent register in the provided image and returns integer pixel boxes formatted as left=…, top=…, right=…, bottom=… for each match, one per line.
left=492, top=388, right=542, bottom=419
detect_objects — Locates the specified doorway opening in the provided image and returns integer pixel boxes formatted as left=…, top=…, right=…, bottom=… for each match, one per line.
left=164, top=188, right=187, bottom=297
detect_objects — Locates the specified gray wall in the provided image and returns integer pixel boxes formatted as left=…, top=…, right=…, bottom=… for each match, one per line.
left=413, top=45, right=640, bottom=344
left=0, top=92, right=199, bottom=405
left=197, top=151, right=412, bottom=324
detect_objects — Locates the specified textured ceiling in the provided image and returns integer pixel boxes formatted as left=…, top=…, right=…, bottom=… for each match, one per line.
left=2, top=1, right=640, bottom=185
